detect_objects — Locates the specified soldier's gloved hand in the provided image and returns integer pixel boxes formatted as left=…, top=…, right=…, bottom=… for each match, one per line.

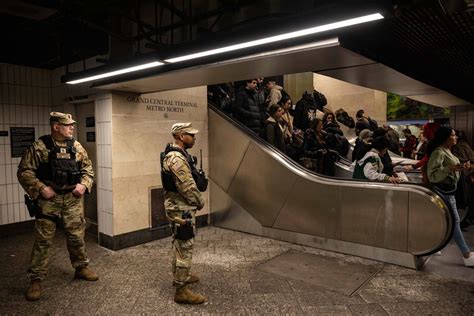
left=72, top=183, right=87, bottom=197
left=41, top=186, right=56, bottom=200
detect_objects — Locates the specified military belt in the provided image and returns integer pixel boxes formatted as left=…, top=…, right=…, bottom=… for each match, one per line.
left=55, top=188, right=74, bottom=195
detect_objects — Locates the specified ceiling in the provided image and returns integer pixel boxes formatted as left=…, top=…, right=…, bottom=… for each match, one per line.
left=1, top=0, right=473, bottom=104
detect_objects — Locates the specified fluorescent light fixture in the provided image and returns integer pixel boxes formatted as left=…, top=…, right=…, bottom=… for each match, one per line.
left=66, top=61, right=164, bottom=84
left=165, top=13, right=383, bottom=63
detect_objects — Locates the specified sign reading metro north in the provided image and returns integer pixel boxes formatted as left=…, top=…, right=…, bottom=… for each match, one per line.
left=127, top=96, right=198, bottom=113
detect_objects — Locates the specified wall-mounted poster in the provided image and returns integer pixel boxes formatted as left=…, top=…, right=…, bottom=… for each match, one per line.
left=387, top=93, right=450, bottom=121
left=10, top=127, right=35, bottom=157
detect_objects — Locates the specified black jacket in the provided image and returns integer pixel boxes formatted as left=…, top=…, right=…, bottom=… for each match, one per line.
left=293, top=95, right=318, bottom=131
left=233, top=87, right=263, bottom=134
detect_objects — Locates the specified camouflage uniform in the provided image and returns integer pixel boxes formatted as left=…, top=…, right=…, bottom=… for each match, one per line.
left=163, top=145, right=204, bottom=288
left=17, top=135, right=94, bottom=281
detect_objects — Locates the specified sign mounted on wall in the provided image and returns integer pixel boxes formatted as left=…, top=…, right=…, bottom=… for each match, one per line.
left=0, top=131, right=8, bottom=137
left=86, top=117, right=95, bottom=127
left=86, top=132, right=96, bottom=142
left=10, top=127, right=35, bottom=157
left=126, top=96, right=198, bottom=113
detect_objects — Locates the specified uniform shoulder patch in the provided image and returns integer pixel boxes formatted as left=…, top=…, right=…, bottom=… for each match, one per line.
left=168, top=156, right=190, bottom=183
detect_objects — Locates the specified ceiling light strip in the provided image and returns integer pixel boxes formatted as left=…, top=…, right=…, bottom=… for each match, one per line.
left=66, top=61, right=164, bottom=84
left=165, top=13, right=383, bottom=63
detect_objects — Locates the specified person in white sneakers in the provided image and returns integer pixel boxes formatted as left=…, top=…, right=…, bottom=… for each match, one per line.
left=427, top=126, right=473, bottom=267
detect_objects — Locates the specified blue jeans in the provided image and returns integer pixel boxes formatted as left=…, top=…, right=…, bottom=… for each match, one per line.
left=439, top=192, right=470, bottom=255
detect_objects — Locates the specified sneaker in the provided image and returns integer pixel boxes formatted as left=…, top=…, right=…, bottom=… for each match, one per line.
left=463, top=253, right=474, bottom=267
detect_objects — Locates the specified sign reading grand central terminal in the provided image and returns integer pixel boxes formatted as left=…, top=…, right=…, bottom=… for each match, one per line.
left=126, top=96, right=198, bottom=113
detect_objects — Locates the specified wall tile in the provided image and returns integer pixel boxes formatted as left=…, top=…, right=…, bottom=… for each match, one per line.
left=13, top=183, right=19, bottom=203
left=0, top=185, right=6, bottom=204
left=13, top=203, right=19, bottom=222
left=1, top=205, right=7, bottom=225
left=0, top=165, right=5, bottom=185
left=5, top=163, right=12, bottom=184
left=2, top=86, right=9, bottom=104
left=19, top=202, right=26, bottom=222
left=0, top=145, right=5, bottom=165
left=15, top=104, right=21, bottom=124
left=9, top=85, right=15, bottom=104
left=3, top=105, right=9, bottom=123
left=6, top=184, right=13, bottom=205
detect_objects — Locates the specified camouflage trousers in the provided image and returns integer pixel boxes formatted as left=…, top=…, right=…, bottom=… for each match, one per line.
left=166, top=209, right=196, bottom=288
left=28, top=192, right=89, bottom=280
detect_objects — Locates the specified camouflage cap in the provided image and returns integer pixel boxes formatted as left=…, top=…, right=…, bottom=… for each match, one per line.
left=50, top=112, right=76, bottom=124
left=171, top=122, right=199, bottom=135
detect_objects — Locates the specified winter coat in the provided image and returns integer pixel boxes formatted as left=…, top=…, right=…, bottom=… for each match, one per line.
left=264, top=117, right=286, bottom=153
left=353, top=149, right=390, bottom=181
left=233, top=87, right=263, bottom=134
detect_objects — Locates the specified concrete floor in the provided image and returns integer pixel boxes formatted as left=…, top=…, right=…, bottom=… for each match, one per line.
left=1, top=225, right=473, bottom=315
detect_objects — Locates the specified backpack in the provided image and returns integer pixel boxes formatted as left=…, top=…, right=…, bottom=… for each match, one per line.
left=313, top=90, right=327, bottom=110
left=335, top=108, right=355, bottom=129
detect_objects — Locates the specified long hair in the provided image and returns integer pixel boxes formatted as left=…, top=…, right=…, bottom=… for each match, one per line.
left=426, top=126, right=453, bottom=156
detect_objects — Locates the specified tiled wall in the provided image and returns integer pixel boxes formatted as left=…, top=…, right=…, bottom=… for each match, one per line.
left=95, top=95, right=114, bottom=236
left=0, top=64, right=52, bottom=225
left=0, top=58, right=106, bottom=227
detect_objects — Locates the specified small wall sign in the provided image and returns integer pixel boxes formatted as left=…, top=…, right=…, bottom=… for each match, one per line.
left=86, top=132, right=96, bottom=142
left=10, top=127, right=35, bottom=157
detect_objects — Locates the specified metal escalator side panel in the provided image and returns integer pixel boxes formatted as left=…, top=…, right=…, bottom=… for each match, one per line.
left=209, top=110, right=250, bottom=192
left=209, top=179, right=263, bottom=236
left=227, top=143, right=298, bottom=227
left=408, top=192, right=453, bottom=255
left=272, top=178, right=342, bottom=240
left=340, top=187, right=408, bottom=252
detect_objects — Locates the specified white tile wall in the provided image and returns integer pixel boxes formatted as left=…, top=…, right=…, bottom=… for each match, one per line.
left=1, top=60, right=113, bottom=230
left=95, top=96, right=114, bottom=236
left=0, top=63, right=52, bottom=225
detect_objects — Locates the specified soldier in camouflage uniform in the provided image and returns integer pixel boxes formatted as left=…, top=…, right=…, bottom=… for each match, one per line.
left=161, top=122, right=206, bottom=304
left=17, top=112, right=98, bottom=301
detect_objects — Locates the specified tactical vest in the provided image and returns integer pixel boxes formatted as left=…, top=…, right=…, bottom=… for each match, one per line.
left=36, top=135, right=82, bottom=187
left=160, top=144, right=208, bottom=192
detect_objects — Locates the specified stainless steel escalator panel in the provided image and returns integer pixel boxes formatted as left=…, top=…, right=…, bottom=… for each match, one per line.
left=408, top=193, right=450, bottom=254
left=340, top=187, right=408, bottom=252
left=227, top=143, right=298, bottom=227
left=209, top=110, right=251, bottom=192
left=209, top=179, right=263, bottom=236
left=272, top=178, right=342, bottom=239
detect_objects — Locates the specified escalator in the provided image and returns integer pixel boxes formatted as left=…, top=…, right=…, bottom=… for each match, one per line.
left=209, top=105, right=454, bottom=269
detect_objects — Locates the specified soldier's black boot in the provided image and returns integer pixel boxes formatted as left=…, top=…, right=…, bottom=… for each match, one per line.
left=74, top=266, right=99, bottom=281
left=174, top=286, right=207, bottom=304
left=25, top=279, right=41, bottom=301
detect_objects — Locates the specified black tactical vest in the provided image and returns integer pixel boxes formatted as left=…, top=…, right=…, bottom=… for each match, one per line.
left=36, top=135, right=82, bottom=187
left=160, top=144, right=208, bottom=192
